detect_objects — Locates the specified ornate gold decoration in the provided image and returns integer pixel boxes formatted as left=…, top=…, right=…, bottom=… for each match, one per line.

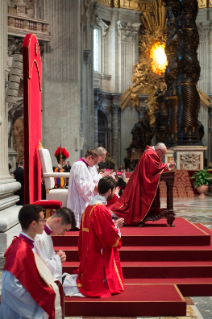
left=197, top=0, right=207, bottom=9
left=95, top=0, right=212, bottom=10
left=120, top=0, right=167, bottom=128
left=150, top=41, right=168, bottom=75
left=39, top=141, right=43, bottom=149
left=119, top=0, right=210, bottom=130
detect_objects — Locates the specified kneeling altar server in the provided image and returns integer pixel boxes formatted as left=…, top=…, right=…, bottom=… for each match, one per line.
left=75, top=176, right=125, bottom=297
left=34, top=207, right=78, bottom=296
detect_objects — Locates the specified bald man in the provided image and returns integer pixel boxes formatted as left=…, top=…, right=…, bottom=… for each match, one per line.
left=109, top=143, right=175, bottom=225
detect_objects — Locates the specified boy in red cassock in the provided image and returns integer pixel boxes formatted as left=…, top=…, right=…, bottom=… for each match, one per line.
left=75, top=176, right=125, bottom=297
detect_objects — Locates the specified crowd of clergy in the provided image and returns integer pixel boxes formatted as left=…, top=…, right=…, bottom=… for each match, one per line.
left=0, top=144, right=176, bottom=319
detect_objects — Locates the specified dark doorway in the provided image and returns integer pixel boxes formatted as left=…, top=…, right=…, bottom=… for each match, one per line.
left=98, top=110, right=108, bottom=148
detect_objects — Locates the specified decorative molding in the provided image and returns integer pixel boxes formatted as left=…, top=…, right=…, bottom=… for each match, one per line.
left=8, top=14, right=51, bottom=42
left=95, top=17, right=109, bottom=37
left=83, top=49, right=91, bottom=63
left=197, top=22, right=211, bottom=43
left=8, top=37, right=23, bottom=56
left=101, top=74, right=111, bottom=80
left=89, top=2, right=98, bottom=25
left=180, top=152, right=201, bottom=170
left=117, top=21, right=141, bottom=42
left=8, top=0, right=34, bottom=18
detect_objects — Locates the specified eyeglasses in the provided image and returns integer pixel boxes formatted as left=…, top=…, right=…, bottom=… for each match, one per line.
left=39, top=219, right=47, bottom=223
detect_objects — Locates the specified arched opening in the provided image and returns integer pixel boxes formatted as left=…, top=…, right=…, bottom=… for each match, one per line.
left=98, top=109, right=108, bottom=148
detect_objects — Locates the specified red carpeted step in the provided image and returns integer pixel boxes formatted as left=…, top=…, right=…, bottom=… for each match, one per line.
left=64, top=284, right=186, bottom=317
left=52, top=218, right=210, bottom=247
left=124, top=278, right=212, bottom=296
left=55, top=245, right=212, bottom=262
left=62, top=260, right=212, bottom=278
left=194, top=223, right=212, bottom=235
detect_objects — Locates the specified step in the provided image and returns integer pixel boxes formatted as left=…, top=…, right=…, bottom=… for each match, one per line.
left=55, top=245, right=212, bottom=262
left=62, top=260, right=212, bottom=278
left=124, top=278, right=212, bottom=297
left=195, top=223, right=212, bottom=236
left=64, top=284, right=186, bottom=317
left=52, top=218, right=211, bottom=247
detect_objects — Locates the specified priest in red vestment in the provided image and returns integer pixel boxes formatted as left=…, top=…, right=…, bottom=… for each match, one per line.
left=76, top=176, right=124, bottom=297
left=110, top=143, right=175, bottom=225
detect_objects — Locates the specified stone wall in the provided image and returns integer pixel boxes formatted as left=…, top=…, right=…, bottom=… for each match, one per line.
left=42, top=0, right=82, bottom=166
left=0, top=0, right=21, bottom=264
left=91, top=3, right=141, bottom=166
left=196, top=9, right=212, bottom=165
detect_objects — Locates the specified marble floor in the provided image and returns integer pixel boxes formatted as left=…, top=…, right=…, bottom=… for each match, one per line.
left=161, top=196, right=212, bottom=229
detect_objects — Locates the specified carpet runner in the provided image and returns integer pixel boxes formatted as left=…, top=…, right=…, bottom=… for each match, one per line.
left=52, top=217, right=212, bottom=317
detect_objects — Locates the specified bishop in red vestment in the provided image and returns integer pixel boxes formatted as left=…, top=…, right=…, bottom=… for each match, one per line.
left=76, top=176, right=124, bottom=297
left=110, top=143, right=175, bottom=225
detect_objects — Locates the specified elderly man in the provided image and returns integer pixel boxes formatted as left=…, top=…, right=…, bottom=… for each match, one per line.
left=110, top=143, right=175, bottom=225
left=89, top=147, right=110, bottom=184
left=67, top=149, right=99, bottom=229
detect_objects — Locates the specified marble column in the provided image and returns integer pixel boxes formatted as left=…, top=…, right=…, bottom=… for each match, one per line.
left=117, top=20, right=140, bottom=92
left=94, top=88, right=103, bottom=148
left=94, top=103, right=99, bottom=148
left=0, top=0, right=21, bottom=265
left=111, top=94, right=120, bottom=168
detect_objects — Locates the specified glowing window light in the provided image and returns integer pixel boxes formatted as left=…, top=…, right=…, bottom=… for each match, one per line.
left=150, top=42, right=167, bottom=75
left=93, top=29, right=99, bottom=72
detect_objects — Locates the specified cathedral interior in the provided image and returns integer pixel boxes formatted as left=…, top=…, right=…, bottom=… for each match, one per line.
left=2, top=1, right=212, bottom=318
left=5, top=0, right=212, bottom=171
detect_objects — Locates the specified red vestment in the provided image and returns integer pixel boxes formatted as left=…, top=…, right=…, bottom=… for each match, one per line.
left=76, top=203, right=124, bottom=297
left=4, top=237, right=62, bottom=319
left=106, top=193, right=119, bottom=207
left=110, top=146, right=168, bottom=225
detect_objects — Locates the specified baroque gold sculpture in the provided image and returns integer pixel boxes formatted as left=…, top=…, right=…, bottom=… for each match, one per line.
left=120, top=0, right=167, bottom=127
left=120, top=0, right=210, bottom=130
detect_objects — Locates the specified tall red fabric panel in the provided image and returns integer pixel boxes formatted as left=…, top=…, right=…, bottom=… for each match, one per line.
left=23, top=34, right=42, bottom=204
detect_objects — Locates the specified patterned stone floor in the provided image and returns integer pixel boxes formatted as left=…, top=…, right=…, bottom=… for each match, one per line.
left=161, top=197, right=212, bottom=229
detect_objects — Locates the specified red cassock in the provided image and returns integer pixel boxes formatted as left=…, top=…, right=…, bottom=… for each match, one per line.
left=4, top=237, right=63, bottom=319
left=110, top=146, right=168, bottom=225
left=76, top=203, right=124, bottom=297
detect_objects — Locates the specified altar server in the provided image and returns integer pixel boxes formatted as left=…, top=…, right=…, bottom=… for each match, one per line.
left=75, top=176, right=125, bottom=297
left=67, top=149, right=99, bottom=229
left=0, top=204, right=62, bottom=319
left=34, top=207, right=76, bottom=286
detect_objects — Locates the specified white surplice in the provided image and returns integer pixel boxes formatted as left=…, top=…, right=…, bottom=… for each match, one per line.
left=67, top=161, right=96, bottom=228
left=0, top=233, right=47, bottom=319
left=34, top=226, right=62, bottom=283
left=88, top=165, right=102, bottom=184
left=34, top=227, right=84, bottom=297
left=0, top=271, right=46, bottom=319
